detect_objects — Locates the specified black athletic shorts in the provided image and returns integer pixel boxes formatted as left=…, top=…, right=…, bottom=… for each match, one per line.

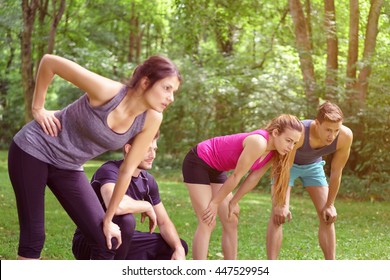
left=182, top=145, right=227, bottom=185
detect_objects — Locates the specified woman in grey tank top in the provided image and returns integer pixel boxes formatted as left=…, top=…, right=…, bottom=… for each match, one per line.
left=8, top=54, right=182, bottom=259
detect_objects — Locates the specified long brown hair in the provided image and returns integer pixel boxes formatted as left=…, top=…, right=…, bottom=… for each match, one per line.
left=126, top=55, right=182, bottom=91
left=265, top=114, right=303, bottom=206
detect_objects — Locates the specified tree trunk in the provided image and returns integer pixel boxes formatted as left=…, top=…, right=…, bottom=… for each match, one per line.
left=21, top=0, right=39, bottom=123
left=353, top=0, right=383, bottom=106
left=47, top=0, right=66, bottom=54
left=128, top=1, right=136, bottom=63
left=289, top=0, right=318, bottom=115
left=5, top=30, right=15, bottom=74
left=344, top=0, right=359, bottom=173
left=324, top=0, right=338, bottom=101
left=346, top=0, right=359, bottom=93
left=214, top=22, right=235, bottom=56
left=252, top=7, right=289, bottom=70
left=35, top=0, right=65, bottom=70
left=347, top=0, right=383, bottom=173
left=304, top=0, right=313, bottom=49
left=146, top=23, right=150, bottom=57
left=35, top=0, right=49, bottom=72
left=136, top=26, right=144, bottom=64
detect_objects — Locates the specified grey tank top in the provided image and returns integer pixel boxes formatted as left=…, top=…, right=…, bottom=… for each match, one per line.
left=13, top=86, right=146, bottom=171
left=294, top=120, right=338, bottom=165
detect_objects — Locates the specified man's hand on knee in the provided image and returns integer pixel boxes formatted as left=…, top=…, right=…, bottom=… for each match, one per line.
left=322, top=204, right=337, bottom=224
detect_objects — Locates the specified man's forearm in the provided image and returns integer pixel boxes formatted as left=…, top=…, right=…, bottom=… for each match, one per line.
left=327, top=172, right=342, bottom=206
left=159, top=222, right=184, bottom=251
left=117, top=198, right=152, bottom=215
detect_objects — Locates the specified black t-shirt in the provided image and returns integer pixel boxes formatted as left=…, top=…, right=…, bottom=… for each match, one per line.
left=91, top=159, right=161, bottom=211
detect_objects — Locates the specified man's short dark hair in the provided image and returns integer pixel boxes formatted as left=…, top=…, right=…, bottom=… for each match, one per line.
left=316, top=101, right=344, bottom=123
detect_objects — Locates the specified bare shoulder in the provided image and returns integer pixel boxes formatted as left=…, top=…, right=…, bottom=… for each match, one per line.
left=243, top=134, right=268, bottom=158
left=144, top=109, right=163, bottom=124
left=340, top=125, right=353, bottom=141
left=337, top=125, right=353, bottom=149
left=138, top=109, right=163, bottom=137
left=244, top=133, right=267, bottom=148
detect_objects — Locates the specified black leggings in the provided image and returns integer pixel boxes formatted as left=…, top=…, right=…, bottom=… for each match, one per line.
left=8, top=141, right=116, bottom=259
left=72, top=213, right=188, bottom=260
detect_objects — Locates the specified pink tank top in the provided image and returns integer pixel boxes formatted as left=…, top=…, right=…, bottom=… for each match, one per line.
left=197, top=129, right=274, bottom=172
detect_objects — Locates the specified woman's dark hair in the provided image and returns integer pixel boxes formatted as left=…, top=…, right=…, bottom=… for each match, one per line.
left=126, top=55, right=182, bottom=90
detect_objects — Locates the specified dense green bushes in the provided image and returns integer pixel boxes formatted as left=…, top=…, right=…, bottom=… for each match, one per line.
left=0, top=1, right=388, bottom=200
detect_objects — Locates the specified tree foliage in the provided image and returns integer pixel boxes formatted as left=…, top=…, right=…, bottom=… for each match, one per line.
left=0, top=0, right=389, bottom=191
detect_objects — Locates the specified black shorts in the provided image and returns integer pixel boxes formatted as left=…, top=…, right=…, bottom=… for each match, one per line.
left=182, top=146, right=227, bottom=185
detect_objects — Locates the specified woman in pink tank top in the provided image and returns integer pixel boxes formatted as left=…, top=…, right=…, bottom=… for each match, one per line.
left=182, top=114, right=303, bottom=259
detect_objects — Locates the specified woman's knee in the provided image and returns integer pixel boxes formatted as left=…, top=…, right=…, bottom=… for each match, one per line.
left=218, top=204, right=239, bottom=230
left=221, top=214, right=239, bottom=231
left=197, top=217, right=217, bottom=233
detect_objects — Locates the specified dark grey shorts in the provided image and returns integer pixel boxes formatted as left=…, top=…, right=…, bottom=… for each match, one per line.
left=182, top=146, right=227, bottom=185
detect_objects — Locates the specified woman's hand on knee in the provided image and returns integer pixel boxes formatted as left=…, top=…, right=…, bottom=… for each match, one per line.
left=202, top=200, right=218, bottom=226
left=272, top=205, right=292, bottom=226
left=103, top=220, right=122, bottom=250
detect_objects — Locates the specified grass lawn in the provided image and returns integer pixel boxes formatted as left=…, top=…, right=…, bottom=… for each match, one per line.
left=1, top=150, right=389, bottom=260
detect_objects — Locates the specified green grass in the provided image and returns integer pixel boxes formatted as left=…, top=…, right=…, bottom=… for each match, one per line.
left=1, top=150, right=389, bottom=260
